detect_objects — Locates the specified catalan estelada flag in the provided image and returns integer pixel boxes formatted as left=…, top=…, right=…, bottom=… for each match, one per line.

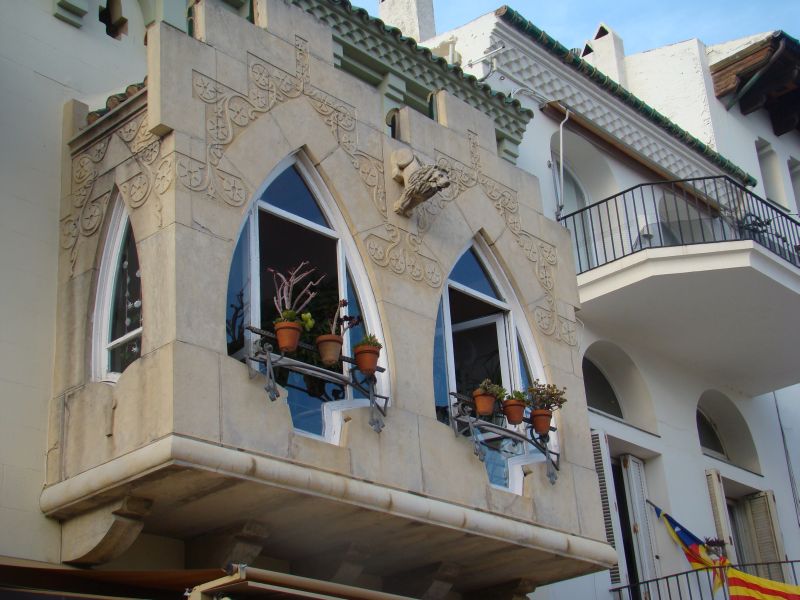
left=727, top=568, right=800, bottom=600
left=651, top=503, right=728, bottom=591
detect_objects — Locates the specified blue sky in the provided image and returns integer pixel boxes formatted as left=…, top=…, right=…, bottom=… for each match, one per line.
left=353, top=1, right=799, bottom=55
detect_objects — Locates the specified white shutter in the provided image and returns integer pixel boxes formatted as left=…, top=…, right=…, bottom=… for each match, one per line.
left=621, top=454, right=659, bottom=582
left=591, top=431, right=628, bottom=585
left=705, top=468, right=738, bottom=563
left=745, top=490, right=787, bottom=582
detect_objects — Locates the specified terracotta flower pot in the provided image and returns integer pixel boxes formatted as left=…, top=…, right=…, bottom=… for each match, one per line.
left=274, top=321, right=302, bottom=353
left=531, top=408, right=553, bottom=435
left=316, top=334, right=343, bottom=366
left=354, top=344, right=380, bottom=377
left=502, top=398, right=526, bottom=425
left=472, top=390, right=497, bottom=416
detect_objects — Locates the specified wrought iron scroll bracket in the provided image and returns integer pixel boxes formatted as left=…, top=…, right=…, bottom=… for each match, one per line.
left=246, top=326, right=389, bottom=433
left=448, top=392, right=560, bottom=484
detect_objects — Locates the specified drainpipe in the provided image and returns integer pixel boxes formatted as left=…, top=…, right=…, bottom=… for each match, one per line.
left=773, top=391, right=800, bottom=526
left=556, top=108, right=570, bottom=220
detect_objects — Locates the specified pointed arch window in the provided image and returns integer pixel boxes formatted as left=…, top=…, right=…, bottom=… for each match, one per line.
left=94, top=201, right=143, bottom=381
left=226, top=156, right=382, bottom=441
left=433, top=244, right=545, bottom=489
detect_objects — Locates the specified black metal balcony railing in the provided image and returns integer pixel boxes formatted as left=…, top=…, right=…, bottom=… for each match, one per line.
left=611, top=560, right=800, bottom=600
left=558, top=176, right=800, bottom=274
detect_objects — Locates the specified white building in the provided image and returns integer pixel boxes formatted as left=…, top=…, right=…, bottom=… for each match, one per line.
left=410, top=4, right=800, bottom=599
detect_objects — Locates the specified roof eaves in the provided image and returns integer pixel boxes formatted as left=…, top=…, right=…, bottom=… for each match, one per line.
left=309, top=0, right=534, bottom=122
left=495, top=5, right=758, bottom=187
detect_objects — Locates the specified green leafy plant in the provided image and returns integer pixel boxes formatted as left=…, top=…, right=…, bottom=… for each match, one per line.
left=354, top=332, right=382, bottom=349
left=476, top=378, right=507, bottom=400
left=507, top=390, right=527, bottom=402
left=527, top=379, right=568, bottom=411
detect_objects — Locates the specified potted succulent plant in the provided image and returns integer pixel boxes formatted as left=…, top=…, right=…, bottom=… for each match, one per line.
left=353, top=332, right=382, bottom=377
left=502, top=389, right=527, bottom=425
left=527, top=379, right=568, bottom=436
left=473, top=379, right=505, bottom=417
left=316, top=299, right=362, bottom=366
left=270, top=262, right=323, bottom=353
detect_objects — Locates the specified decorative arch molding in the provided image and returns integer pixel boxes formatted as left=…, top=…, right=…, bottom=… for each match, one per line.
left=697, top=390, right=760, bottom=473
left=583, top=340, right=657, bottom=432
left=62, top=106, right=174, bottom=278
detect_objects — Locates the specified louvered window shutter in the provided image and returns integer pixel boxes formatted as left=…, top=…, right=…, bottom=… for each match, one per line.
left=591, top=431, right=627, bottom=585
left=745, top=491, right=787, bottom=582
left=705, top=469, right=738, bottom=563
left=621, top=454, right=659, bottom=582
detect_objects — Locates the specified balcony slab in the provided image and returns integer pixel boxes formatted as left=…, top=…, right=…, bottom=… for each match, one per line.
left=577, top=241, right=800, bottom=395
left=41, top=435, right=616, bottom=593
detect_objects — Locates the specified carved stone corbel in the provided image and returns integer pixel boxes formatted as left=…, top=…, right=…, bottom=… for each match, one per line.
left=61, top=496, right=153, bottom=565
left=187, top=520, right=271, bottom=569
left=391, top=148, right=451, bottom=217
left=464, top=578, right=536, bottom=600
left=386, top=561, right=461, bottom=599
left=292, top=542, right=372, bottom=585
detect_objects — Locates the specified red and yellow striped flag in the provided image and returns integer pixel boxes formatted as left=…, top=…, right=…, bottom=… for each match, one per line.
left=727, top=567, right=800, bottom=600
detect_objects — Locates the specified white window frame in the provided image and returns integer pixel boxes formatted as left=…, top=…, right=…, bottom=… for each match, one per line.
left=439, top=240, right=551, bottom=493
left=238, top=153, right=387, bottom=445
left=92, top=199, right=142, bottom=383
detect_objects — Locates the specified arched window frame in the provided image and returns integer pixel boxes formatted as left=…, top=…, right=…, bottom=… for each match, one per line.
left=92, top=197, right=142, bottom=383
left=437, top=239, right=553, bottom=493
left=235, top=153, right=387, bottom=444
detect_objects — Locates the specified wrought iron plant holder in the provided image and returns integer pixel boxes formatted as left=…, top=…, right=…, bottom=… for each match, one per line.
left=448, top=392, right=560, bottom=484
left=246, top=325, right=390, bottom=433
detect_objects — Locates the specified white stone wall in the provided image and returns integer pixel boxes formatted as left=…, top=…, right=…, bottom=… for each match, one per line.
left=625, top=40, right=717, bottom=150
left=0, top=0, right=146, bottom=562
left=445, top=16, right=800, bottom=600
left=624, top=38, right=800, bottom=213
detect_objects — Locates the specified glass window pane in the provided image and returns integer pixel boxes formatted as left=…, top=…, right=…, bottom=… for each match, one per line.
left=226, top=220, right=250, bottom=356
left=517, top=336, right=532, bottom=390
left=262, top=166, right=329, bottom=228
left=583, top=358, right=623, bottom=418
left=697, top=410, right=726, bottom=456
left=452, top=322, right=501, bottom=396
left=259, top=208, right=341, bottom=435
left=433, top=302, right=450, bottom=424
left=448, top=287, right=501, bottom=324
left=345, top=270, right=365, bottom=357
left=109, top=338, right=141, bottom=374
left=259, top=210, right=338, bottom=326
left=108, top=222, right=142, bottom=373
left=345, top=270, right=368, bottom=399
left=449, top=249, right=501, bottom=299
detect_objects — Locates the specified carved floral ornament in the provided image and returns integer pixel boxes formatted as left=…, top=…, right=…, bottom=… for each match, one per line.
left=178, top=36, right=575, bottom=345
left=62, top=111, right=174, bottom=275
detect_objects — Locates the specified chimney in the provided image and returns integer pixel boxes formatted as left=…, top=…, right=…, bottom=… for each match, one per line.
left=378, top=0, right=436, bottom=43
left=581, top=23, right=627, bottom=87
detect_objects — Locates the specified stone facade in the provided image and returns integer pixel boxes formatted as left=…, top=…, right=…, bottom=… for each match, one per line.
left=40, top=0, right=615, bottom=595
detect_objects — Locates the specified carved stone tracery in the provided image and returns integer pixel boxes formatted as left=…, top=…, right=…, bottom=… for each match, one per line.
left=62, top=108, right=173, bottom=276
left=179, top=34, right=575, bottom=343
